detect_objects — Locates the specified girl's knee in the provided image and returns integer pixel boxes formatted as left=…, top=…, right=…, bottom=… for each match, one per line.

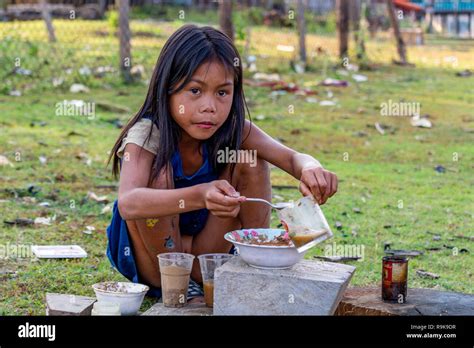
left=240, top=157, right=269, bottom=176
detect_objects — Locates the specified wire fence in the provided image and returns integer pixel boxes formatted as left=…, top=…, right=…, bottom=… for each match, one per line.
left=0, top=0, right=461, bottom=96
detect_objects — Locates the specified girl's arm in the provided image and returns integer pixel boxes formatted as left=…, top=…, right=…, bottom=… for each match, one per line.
left=118, top=144, right=243, bottom=220
left=241, top=120, right=338, bottom=204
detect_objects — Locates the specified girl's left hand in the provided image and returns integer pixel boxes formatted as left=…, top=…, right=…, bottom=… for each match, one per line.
left=299, top=166, right=338, bottom=205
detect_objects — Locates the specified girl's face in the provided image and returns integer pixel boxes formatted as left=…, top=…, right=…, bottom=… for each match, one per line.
left=170, top=60, right=234, bottom=142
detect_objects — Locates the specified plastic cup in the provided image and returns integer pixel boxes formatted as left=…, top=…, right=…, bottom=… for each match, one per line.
left=198, top=253, right=234, bottom=308
left=157, top=252, right=195, bottom=308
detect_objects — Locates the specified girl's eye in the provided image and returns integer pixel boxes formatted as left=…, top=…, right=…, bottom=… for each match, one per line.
left=218, top=90, right=228, bottom=97
left=190, top=88, right=200, bottom=95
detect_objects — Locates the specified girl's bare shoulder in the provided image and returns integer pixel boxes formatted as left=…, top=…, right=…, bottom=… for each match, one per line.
left=116, top=118, right=159, bottom=158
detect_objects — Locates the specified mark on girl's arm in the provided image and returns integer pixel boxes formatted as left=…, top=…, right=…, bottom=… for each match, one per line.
left=146, top=218, right=159, bottom=228
left=171, top=216, right=177, bottom=230
left=164, top=236, right=175, bottom=249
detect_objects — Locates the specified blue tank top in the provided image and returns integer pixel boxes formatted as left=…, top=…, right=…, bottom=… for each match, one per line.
left=171, top=142, right=218, bottom=235
left=140, top=115, right=218, bottom=235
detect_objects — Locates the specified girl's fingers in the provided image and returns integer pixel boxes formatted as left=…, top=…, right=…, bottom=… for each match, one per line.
left=215, top=180, right=239, bottom=197
left=209, top=191, right=240, bottom=207
left=329, top=172, right=338, bottom=198
left=299, top=181, right=312, bottom=197
left=313, top=169, right=328, bottom=204
left=303, top=172, right=321, bottom=202
left=211, top=206, right=240, bottom=218
left=321, top=171, right=333, bottom=204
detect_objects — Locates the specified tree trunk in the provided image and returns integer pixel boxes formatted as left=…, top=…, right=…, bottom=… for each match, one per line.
left=367, top=0, right=378, bottom=38
left=296, top=0, right=306, bottom=64
left=219, top=0, right=234, bottom=41
left=354, top=0, right=367, bottom=60
left=118, top=0, right=132, bottom=83
left=336, top=0, right=350, bottom=60
left=38, top=0, right=56, bottom=43
left=98, top=0, right=107, bottom=18
left=350, top=0, right=361, bottom=45
left=386, top=0, right=407, bottom=64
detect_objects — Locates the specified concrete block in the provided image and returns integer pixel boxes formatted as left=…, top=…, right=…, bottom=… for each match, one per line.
left=46, top=293, right=96, bottom=316
left=214, top=257, right=355, bottom=315
left=141, top=302, right=212, bottom=316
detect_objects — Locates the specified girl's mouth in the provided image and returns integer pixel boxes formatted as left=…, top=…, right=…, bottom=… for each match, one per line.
left=194, top=121, right=216, bottom=129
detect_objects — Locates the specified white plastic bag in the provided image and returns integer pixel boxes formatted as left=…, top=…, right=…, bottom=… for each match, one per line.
left=278, top=196, right=333, bottom=253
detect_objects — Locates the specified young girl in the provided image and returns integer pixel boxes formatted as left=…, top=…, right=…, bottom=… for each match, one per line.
left=106, top=24, right=338, bottom=302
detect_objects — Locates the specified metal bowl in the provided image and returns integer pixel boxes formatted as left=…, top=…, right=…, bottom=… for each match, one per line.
left=224, top=228, right=306, bottom=269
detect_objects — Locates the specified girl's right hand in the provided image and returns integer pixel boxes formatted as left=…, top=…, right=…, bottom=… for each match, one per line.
left=201, top=180, right=246, bottom=218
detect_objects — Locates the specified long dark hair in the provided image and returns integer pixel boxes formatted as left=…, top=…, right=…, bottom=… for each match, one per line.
left=107, top=24, right=251, bottom=184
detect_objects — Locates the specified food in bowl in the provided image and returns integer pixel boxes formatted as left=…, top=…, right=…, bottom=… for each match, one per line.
left=230, top=229, right=293, bottom=246
left=224, top=228, right=306, bottom=269
left=92, top=281, right=149, bottom=315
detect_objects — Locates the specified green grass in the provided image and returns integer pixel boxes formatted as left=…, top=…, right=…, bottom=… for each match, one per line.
left=1, top=17, right=473, bottom=315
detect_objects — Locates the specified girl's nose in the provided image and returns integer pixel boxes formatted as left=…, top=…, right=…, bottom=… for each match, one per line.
left=199, top=96, right=216, bottom=113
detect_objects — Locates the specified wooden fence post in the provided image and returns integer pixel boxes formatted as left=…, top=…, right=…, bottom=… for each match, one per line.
left=386, top=0, right=408, bottom=65
left=39, top=0, right=56, bottom=43
left=118, top=0, right=132, bottom=83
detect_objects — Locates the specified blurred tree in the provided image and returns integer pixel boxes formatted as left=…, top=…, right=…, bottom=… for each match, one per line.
left=118, top=0, right=132, bottom=82
left=219, top=0, right=234, bottom=41
left=39, top=0, right=56, bottom=42
left=386, top=0, right=407, bottom=64
left=336, top=0, right=350, bottom=60
left=296, top=0, right=306, bottom=64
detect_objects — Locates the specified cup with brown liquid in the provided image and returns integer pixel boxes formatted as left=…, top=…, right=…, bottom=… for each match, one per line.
left=157, top=252, right=195, bottom=308
left=198, top=253, right=234, bottom=308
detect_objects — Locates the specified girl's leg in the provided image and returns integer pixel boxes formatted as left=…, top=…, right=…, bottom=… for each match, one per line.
left=125, top=167, right=182, bottom=288
left=125, top=157, right=272, bottom=287
left=190, top=157, right=272, bottom=282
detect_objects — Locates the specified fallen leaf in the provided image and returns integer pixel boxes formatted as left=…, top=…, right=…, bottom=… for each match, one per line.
left=416, top=269, right=440, bottom=279
left=101, top=205, right=112, bottom=215
left=0, top=155, right=14, bottom=167
left=87, top=191, right=109, bottom=204
left=67, top=131, right=86, bottom=137
left=38, top=156, right=47, bottom=165
left=70, top=83, right=90, bottom=93
left=352, top=74, right=368, bottom=82
left=4, top=218, right=34, bottom=226
left=320, top=78, right=349, bottom=87
left=320, top=100, right=336, bottom=106
left=34, top=215, right=56, bottom=226
left=374, top=122, right=385, bottom=135
left=9, top=90, right=21, bottom=97
left=411, top=115, right=432, bottom=128
left=82, top=225, right=95, bottom=235
left=455, top=69, right=472, bottom=77
left=385, top=249, right=424, bottom=257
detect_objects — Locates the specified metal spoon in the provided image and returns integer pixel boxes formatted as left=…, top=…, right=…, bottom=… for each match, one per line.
left=244, top=197, right=294, bottom=210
